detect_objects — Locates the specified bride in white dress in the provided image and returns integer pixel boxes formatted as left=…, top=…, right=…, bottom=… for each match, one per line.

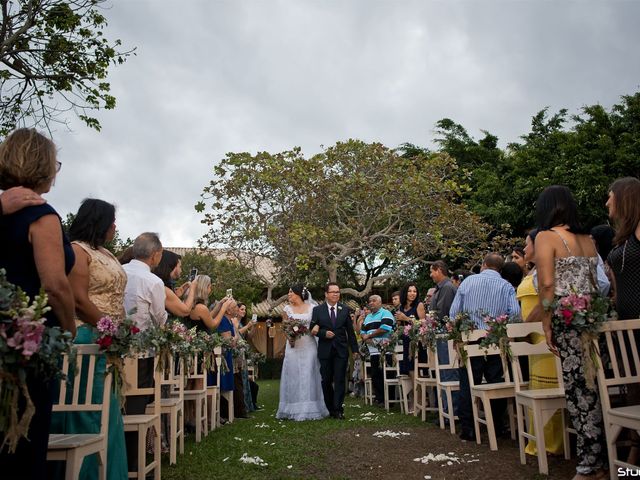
left=276, top=285, right=329, bottom=420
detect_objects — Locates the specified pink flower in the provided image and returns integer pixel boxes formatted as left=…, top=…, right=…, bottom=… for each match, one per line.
left=97, top=316, right=117, bottom=335
left=561, top=309, right=573, bottom=326
left=22, top=339, right=40, bottom=357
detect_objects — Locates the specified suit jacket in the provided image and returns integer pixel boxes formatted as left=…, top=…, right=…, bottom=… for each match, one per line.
left=310, top=302, right=358, bottom=360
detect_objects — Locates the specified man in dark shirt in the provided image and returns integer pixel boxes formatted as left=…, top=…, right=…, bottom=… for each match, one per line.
left=428, top=260, right=459, bottom=422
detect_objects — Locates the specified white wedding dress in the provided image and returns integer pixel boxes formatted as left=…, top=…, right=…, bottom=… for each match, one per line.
left=276, top=305, right=329, bottom=420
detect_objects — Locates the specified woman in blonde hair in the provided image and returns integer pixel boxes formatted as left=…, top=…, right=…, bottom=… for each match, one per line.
left=0, top=128, right=76, bottom=479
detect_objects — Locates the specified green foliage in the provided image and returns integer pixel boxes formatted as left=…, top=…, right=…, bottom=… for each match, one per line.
left=434, top=92, right=640, bottom=236
left=198, top=140, right=490, bottom=296
left=178, top=252, right=264, bottom=305
left=0, top=0, right=133, bottom=135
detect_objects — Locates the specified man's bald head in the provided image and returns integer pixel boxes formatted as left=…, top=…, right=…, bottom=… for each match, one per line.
left=482, top=253, right=504, bottom=272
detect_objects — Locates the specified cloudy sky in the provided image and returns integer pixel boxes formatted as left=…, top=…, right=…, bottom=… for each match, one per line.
left=45, top=0, right=640, bottom=247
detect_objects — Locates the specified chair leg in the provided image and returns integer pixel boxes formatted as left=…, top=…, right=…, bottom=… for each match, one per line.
left=446, top=388, right=456, bottom=434
left=154, top=421, right=161, bottom=480
left=508, top=400, right=516, bottom=440
left=137, top=425, right=146, bottom=480
left=437, top=386, right=445, bottom=429
left=533, top=404, right=548, bottom=475
left=471, top=394, right=482, bottom=445
left=384, top=382, right=390, bottom=411
left=65, top=450, right=83, bottom=480
left=202, top=397, right=208, bottom=437
left=483, top=396, right=498, bottom=451
left=170, top=408, right=177, bottom=465
left=516, top=402, right=527, bottom=466
left=195, top=399, right=202, bottom=442
left=98, top=448, right=107, bottom=480
left=608, top=424, right=624, bottom=480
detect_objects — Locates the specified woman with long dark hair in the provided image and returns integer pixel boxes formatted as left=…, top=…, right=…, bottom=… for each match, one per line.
left=152, top=250, right=196, bottom=316
left=532, top=185, right=607, bottom=480
left=394, top=283, right=425, bottom=413
left=51, top=198, right=128, bottom=479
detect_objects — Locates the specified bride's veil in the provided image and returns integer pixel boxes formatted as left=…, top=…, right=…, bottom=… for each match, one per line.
left=304, top=288, right=318, bottom=307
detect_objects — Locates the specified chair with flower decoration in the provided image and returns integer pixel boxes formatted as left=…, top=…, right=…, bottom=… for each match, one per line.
left=413, top=346, right=438, bottom=421
left=507, top=322, right=570, bottom=475
left=47, top=344, right=112, bottom=480
left=435, top=339, right=460, bottom=434
left=594, top=319, right=640, bottom=480
left=122, top=353, right=161, bottom=480
left=383, top=344, right=409, bottom=413
left=463, top=329, right=517, bottom=451
left=206, top=346, right=222, bottom=431
left=145, top=354, right=184, bottom=465
left=183, top=352, right=208, bottom=442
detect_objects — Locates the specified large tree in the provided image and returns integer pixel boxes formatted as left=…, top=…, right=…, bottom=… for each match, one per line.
left=0, top=0, right=131, bottom=135
left=196, top=139, right=490, bottom=297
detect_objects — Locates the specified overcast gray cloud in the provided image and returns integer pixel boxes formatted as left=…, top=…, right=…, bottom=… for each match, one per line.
left=43, top=0, right=640, bottom=247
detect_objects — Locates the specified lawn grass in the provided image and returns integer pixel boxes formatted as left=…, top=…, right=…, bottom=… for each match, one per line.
left=161, top=379, right=424, bottom=479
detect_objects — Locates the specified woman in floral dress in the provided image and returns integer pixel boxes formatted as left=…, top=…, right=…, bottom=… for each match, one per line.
left=532, top=186, right=607, bottom=480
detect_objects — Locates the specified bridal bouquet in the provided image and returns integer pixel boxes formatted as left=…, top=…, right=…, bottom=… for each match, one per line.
left=283, top=316, right=309, bottom=348
left=96, top=315, right=141, bottom=404
left=0, top=269, right=74, bottom=453
left=545, top=291, right=617, bottom=388
left=478, top=313, right=520, bottom=361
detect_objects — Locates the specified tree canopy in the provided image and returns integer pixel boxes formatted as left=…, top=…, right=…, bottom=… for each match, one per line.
left=432, top=92, right=640, bottom=235
left=0, top=0, right=132, bottom=135
left=197, top=139, right=490, bottom=297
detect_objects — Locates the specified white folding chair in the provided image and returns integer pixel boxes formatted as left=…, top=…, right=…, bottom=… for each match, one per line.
left=47, top=344, right=112, bottom=480
left=435, top=339, right=460, bottom=434
left=383, top=345, right=409, bottom=413
left=122, top=354, right=161, bottom=480
left=363, top=359, right=374, bottom=406
left=595, top=319, right=640, bottom=480
left=463, top=331, right=517, bottom=451
left=414, top=347, right=438, bottom=421
left=145, top=354, right=184, bottom=465
left=183, top=353, right=208, bottom=442
left=508, top=322, right=570, bottom=475
left=206, top=346, right=222, bottom=431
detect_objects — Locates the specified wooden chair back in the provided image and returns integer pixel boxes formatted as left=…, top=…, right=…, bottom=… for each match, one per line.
left=434, top=339, right=459, bottom=383
left=185, top=353, right=207, bottom=393
left=123, top=354, right=161, bottom=415
left=507, top=322, right=564, bottom=392
left=464, top=337, right=512, bottom=386
left=54, top=344, right=112, bottom=437
left=595, top=319, right=640, bottom=412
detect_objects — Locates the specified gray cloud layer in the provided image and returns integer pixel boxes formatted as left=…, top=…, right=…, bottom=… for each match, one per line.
left=44, top=0, right=640, bottom=246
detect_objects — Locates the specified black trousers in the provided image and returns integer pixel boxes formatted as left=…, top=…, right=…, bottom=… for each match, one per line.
left=249, top=379, right=259, bottom=408
left=369, top=354, right=386, bottom=404
left=123, top=357, right=154, bottom=472
left=319, top=350, right=348, bottom=414
left=458, top=354, right=507, bottom=435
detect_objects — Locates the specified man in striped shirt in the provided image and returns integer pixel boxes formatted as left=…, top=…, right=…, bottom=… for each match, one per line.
left=360, top=295, right=395, bottom=407
left=449, top=253, right=521, bottom=441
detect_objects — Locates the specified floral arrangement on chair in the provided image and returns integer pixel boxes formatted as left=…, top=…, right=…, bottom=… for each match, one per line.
left=0, top=269, right=74, bottom=453
left=544, top=291, right=617, bottom=387
left=96, top=315, right=141, bottom=404
left=442, top=312, right=476, bottom=365
left=478, top=313, right=520, bottom=362
left=404, top=312, right=441, bottom=356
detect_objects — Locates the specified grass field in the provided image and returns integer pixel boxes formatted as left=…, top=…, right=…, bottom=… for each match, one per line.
left=161, top=379, right=426, bottom=480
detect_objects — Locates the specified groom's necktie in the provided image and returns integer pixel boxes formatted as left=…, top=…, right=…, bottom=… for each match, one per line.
left=330, top=306, right=336, bottom=328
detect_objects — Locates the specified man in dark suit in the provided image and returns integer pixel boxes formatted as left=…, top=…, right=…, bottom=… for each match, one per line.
left=310, top=282, right=359, bottom=419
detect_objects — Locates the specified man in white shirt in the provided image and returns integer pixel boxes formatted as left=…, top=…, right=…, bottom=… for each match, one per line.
left=121, top=232, right=165, bottom=473
left=122, top=232, right=167, bottom=330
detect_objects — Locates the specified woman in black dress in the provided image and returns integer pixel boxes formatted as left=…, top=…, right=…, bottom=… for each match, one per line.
left=0, top=128, right=76, bottom=479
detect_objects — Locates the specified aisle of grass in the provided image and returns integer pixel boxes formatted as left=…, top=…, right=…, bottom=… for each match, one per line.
left=161, top=380, right=426, bottom=479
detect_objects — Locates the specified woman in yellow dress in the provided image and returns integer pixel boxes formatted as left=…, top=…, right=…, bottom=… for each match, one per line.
left=516, top=229, right=564, bottom=456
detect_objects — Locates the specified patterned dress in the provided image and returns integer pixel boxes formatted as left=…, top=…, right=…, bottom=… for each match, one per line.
left=552, top=253, right=607, bottom=475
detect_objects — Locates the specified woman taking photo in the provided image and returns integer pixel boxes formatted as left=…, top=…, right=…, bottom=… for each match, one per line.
left=152, top=250, right=196, bottom=316
left=532, top=185, right=607, bottom=480
left=51, top=198, right=128, bottom=479
left=0, top=128, right=76, bottom=479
